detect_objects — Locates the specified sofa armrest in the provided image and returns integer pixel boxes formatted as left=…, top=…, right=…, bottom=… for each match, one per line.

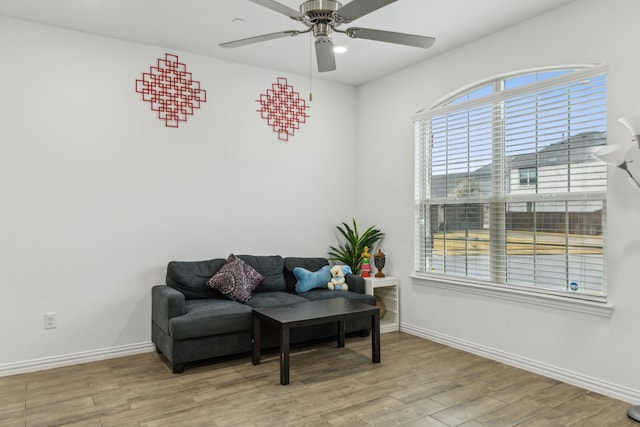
left=345, top=274, right=365, bottom=294
left=152, top=285, right=186, bottom=335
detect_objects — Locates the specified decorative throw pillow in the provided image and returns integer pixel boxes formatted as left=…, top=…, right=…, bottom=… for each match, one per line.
left=206, top=254, right=264, bottom=303
left=339, top=265, right=353, bottom=276
left=294, top=265, right=332, bottom=293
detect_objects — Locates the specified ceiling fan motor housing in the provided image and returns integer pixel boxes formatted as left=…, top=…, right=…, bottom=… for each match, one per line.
left=300, top=0, right=345, bottom=39
left=301, top=1, right=345, bottom=23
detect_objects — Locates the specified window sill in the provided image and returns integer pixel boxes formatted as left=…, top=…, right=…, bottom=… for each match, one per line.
left=410, top=274, right=614, bottom=318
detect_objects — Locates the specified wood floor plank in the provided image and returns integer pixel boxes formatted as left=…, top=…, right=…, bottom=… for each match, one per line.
left=395, top=416, right=452, bottom=427
left=0, top=332, right=635, bottom=427
left=475, top=396, right=554, bottom=427
left=430, top=395, right=507, bottom=426
left=485, top=375, right=559, bottom=405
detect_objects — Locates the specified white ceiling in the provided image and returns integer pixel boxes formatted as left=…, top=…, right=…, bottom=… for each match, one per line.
left=0, top=0, right=576, bottom=86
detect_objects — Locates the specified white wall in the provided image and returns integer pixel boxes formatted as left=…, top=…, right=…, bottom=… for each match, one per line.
left=0, top=17, right=358, bottom=371
left=357, top=0, right=640, bottom=403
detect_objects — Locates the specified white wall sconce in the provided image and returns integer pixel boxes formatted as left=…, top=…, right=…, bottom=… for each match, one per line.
left=593, top=144, right=640, bottom=188
left=618, top=114, right=640, bottom=148
left=594, top=114, right=640, bottom=189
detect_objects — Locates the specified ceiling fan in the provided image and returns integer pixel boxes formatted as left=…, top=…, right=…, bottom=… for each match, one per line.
left=220, top=0, right=436, bottom=72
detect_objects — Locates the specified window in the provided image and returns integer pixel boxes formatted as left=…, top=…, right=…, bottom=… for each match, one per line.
left=414, top=66, right=608, bottom=302
left=519, top=167, right=537, bottom=186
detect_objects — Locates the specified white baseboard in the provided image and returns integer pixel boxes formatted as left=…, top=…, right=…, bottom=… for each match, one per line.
left=400, top=322, right=640, bottom=405
left=0, top=342, right=155, bottom=377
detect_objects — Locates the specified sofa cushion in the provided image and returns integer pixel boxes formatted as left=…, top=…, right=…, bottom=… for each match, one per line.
left=293, top=265, right=331, bottom=293
left=237, top=255, right=286, bottom=292
left=169, top=299, right=253, bottom=340
left=206, top=254, right=264, bottom=303
left=166, top=258, right=226, bottom=300
left=245, top=291, right=309, bottom=308
left=284, top=257, right=330, bottom=291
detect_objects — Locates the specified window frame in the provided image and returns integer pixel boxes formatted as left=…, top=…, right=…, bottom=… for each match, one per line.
left=413, top=65, right=612, bottom=314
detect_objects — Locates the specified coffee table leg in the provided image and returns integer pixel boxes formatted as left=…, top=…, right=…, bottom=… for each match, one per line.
left=280, top=325, right=290, bottom=385
left=252, top=315, right=261, bottom=365
left=338, top=320, right=346, bottom=348
left=372, top=311, right=381, bottom=363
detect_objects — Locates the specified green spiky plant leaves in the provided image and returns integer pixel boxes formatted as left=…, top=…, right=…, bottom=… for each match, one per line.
left=328, top=219, right=384, bottom=275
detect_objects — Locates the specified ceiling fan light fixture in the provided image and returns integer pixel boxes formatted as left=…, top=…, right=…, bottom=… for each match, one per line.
left=333, top=45, right=347, bottom=53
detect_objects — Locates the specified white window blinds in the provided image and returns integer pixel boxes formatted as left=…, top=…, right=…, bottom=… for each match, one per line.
left=414, top=66, right=608, bottom=301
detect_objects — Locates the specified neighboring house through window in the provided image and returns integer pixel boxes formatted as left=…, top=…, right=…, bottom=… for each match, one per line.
left=414, top=65, right=608, bottom=302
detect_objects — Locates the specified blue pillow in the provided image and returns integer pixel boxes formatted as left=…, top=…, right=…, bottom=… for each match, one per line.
left=294, top=265, right=331, bottom=293
left=339, top=265, right=353, bottom=275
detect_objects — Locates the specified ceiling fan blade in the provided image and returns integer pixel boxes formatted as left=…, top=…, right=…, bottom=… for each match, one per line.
left=315, top=39, right=336, bottom=72
left=249, top=0, right=302, bottom=20
left=345, top=27, right=435, bottom=49
left=220, top=30, right=301, bottom=48
left=336, top=0, right=399, bottom=21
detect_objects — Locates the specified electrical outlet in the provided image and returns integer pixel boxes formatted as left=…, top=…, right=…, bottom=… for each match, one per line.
left=44, top=312, right=57, bottom=329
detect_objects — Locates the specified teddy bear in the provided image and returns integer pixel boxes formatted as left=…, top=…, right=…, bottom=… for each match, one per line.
left=327, top=265, right=349, bottom=291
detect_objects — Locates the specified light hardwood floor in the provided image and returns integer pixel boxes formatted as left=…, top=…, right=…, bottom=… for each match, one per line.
left=0, top=332, right=635, bottom=427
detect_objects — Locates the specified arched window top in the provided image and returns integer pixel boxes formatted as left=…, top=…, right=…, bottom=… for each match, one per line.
left=413, top=63, right=608, bottom=302
left=428, top=65, right=594, bottom=110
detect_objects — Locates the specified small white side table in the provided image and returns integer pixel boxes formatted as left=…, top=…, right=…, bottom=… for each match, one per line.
left=364, top=276, right=399, bottom=333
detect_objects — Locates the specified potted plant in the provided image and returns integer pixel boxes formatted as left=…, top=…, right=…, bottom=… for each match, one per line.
left=328, top=219, right=384, bottom=275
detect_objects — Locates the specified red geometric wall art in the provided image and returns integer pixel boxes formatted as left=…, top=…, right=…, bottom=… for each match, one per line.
left=135, top=53, right=207, bottom=128
left=256, top=78, right=310, bottom=141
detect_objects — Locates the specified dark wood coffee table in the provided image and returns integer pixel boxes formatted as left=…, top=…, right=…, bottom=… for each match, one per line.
left=252, top=298, right=380, bottom=385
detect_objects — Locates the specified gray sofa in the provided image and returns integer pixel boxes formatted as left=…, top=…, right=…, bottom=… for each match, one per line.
left=152, top=255, right=376, bottom=373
